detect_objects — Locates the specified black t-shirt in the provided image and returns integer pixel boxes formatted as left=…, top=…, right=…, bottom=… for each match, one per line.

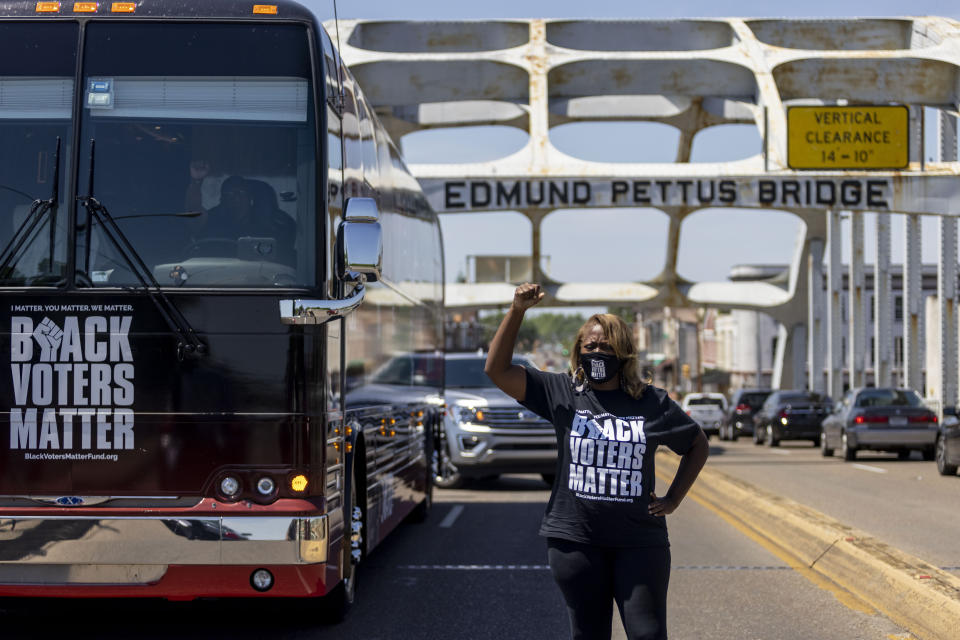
left=521, top=367, right=700, bottom=548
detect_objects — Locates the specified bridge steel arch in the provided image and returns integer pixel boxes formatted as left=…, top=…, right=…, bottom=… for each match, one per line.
left=331, top=17, right=960, bottom=402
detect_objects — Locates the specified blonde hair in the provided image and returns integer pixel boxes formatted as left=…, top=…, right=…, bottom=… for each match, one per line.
left=569, top=313, right=649, bottom=399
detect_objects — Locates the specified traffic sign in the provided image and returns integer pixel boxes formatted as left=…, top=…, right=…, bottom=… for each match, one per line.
left=787, top=105, right=909, bottom=170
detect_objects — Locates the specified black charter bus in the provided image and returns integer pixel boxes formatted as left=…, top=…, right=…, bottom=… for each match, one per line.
left=0, top=0, right=444, bottom=617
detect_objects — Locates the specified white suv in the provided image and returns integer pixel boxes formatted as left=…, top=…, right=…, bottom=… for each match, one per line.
left=681, top=392, right=727, bottom=439
left=438, top=353, right=558, bottom=488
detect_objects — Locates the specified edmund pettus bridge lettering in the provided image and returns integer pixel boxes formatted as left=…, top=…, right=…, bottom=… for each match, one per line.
left=438, top=177, right=892, bottom=212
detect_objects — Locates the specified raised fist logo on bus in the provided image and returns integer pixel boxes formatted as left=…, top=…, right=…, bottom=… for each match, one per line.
left=567, top=411, right=646, bottom=503
left=8, top=313, right=135, bottom=458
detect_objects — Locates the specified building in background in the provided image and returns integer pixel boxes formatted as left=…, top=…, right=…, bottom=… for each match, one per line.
left=638, top=263, right=949, bottom=397
left=446, top=257, right=953, bottom=397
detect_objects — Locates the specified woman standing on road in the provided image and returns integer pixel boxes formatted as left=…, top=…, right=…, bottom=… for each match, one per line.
left=485, top=283, right=709, bottom=640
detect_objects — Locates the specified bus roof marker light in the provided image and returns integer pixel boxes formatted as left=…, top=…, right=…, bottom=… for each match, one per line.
left=73, top=2, right=97, bottom=11
left=253, top=4, right=278, bottom=14
left=36, top=2, right=61, bottom=12
left=111, top=2, right=135, bottom=12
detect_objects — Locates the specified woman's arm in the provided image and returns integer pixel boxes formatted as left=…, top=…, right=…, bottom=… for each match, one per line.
left=648, top=428, right=709, bottom=517
left=484, top=283, right=544, bottom=401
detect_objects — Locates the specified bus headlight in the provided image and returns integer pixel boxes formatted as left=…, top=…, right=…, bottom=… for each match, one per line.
left=256, top=477, right=276, bottom=496
left=220, top=476, right=241, bottom=497
left=250, top=568, right=274, bottom=592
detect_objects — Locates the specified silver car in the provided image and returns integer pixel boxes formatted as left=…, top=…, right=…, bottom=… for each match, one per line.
left=437, top=353, right=557, bottom=488
left=681, top=392, right=727, bottom=439
left=820, top=387, right=938, bottom=461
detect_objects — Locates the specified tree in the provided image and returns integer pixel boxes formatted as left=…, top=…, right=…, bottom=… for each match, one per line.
left=479, top=312, right=538, bottom=351
left=528, top=313, right=587, bottom=349
left=478, top=311, right=586, bottom=352
left=607, top=305, right=637, bottom=323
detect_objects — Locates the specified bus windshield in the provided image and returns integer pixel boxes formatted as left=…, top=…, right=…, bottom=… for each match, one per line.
left=0, top=22, right=77, bottom=286
left=76, top=23, right=318, bottom=288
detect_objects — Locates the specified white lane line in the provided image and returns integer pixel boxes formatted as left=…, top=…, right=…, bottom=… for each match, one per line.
left=438, top=504, right=464, bottom=528
left=399, top=564, right=549, bottom=570
left=851, top=463, right=888, bottom=474
left=768, top=449, right=792, bottom=456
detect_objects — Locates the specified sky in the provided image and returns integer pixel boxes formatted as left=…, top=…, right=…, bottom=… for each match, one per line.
left=302, top=0, right=960, bottom=290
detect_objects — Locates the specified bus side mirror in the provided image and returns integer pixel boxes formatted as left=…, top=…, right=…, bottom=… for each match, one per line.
left=339, top=197, right=382, bottom=283
left=278, top=198, right=383, bottom=325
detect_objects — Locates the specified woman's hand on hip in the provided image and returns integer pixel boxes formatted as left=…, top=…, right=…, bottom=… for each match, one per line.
left=648, top=491, right=679, bottom=517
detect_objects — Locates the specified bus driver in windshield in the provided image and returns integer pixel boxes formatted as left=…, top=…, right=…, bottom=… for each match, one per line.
left=186, top=171, right=296, bottom=266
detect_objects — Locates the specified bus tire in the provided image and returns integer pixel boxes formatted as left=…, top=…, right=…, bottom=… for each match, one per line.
left=434, top=440, right=466, bottom=489
left=321, top=469, right=364, bottom=623
left=409, top=425, right=435, bottom=523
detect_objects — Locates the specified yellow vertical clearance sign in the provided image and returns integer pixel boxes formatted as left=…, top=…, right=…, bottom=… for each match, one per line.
left=787, top=105, right=909, bottom=170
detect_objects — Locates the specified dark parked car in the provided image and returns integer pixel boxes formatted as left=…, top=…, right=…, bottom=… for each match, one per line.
left=753, top=390, right=832, bottom=447
left=719, top=388, right=772, bottom=441
left=820, top=387, right=938, bottom=461
left=937, top=407, right=960, bottom=476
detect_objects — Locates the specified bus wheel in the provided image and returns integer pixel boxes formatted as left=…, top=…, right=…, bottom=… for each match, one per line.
left=434, top=442, right=465, bottom=489
left=409, top=429, right=435, bottom=523
left=321, top=474, right=363, bottom=623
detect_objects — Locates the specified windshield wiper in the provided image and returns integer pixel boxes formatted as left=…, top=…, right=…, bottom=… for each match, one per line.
left=0, top=137, right=62, bottom=283
left=78, top=139, right=207, bottom=360
left=103, top=211, right=202, bottom=221
left=0, top=184, right=37, bottom=201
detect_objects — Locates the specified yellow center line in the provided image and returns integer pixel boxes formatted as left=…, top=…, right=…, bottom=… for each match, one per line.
left=655, top=470, right=877, bottom=616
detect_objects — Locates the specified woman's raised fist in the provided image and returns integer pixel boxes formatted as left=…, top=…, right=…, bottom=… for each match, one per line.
left=512, top=283, right=544, bottom=311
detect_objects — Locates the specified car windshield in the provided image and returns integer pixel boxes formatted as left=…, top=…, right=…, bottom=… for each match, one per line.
left=780, top=392, right=829, bottom=404
left=855, top=389, right=923, bottom=408
left=688, top=398, right=723, bottom=407
left=368, top=353, right=443, bottom=387
left=740, top=392, right=771, bottom=408
left=445, top=356, right=531, bottom=388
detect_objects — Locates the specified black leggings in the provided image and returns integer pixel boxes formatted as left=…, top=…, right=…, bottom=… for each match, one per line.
left=547, top=538, right=671, bottom=640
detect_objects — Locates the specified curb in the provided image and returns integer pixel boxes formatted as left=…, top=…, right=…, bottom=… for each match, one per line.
left=657, top=452, right=960, bottom=640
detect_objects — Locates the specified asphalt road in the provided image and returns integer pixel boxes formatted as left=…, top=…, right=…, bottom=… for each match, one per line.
left=705, top=437, right=960, bottom=575
left=0, top=468, right=924, bottom=639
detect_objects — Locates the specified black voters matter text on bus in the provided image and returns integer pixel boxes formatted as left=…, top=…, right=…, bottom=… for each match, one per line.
left=567, top=410, right=646, bottom=503
left=8, top=312, right=136, bottom=458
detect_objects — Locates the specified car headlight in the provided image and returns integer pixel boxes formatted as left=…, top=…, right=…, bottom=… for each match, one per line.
left=451, top=405, right=485, bottom=425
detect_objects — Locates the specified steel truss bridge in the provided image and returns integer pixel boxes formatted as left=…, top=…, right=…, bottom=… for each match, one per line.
left=331, top=17, right=960, bottom=405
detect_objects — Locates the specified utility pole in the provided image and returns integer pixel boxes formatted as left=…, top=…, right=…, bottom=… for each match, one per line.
left=696, top=308, right=704, bottom=392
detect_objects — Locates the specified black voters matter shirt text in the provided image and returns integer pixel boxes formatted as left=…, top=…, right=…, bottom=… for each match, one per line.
left=521, top=367, right=700, bottom=548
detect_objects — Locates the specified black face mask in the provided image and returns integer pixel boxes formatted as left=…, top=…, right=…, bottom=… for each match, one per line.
left=579, top=352, right=621, bottom=384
